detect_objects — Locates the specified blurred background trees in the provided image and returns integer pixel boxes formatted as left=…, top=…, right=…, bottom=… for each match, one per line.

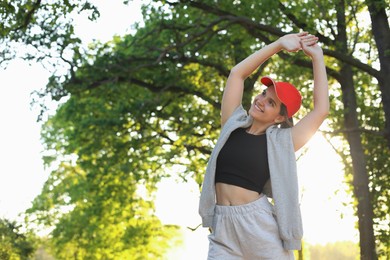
left=0, top=218, right=37, bottom=259
left=1, top=0, right=388, bottom=259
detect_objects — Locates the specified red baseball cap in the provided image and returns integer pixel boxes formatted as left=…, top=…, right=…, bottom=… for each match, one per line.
left=260, top=76, right=302, bottom=118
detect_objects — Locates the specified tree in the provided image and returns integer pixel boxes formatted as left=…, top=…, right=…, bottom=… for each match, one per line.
left=2, top=0, right=388, bottom=259
left=0, top=0, right=100, bottom=67
left=58, top=0, right=385, bottom=258
left=131, top=1, right=387, bottom=258
left=1, top=1, right=184, bottom=258
left=332, top=1, right=376, bottom=258
left=365, top=0, right=390, bottom=147
left=26, top=87, right=183, bottom=258
left=0, top=218, right=37, bottom=260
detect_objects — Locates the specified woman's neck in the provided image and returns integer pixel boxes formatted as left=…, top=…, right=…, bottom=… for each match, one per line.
left=246, top=124, right=269, bottom=135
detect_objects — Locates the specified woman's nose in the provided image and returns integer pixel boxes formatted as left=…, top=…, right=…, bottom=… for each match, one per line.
left=257, top=98, right=265, bottom=105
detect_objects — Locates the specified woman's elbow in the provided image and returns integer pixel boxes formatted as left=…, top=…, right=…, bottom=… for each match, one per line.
left=229, top=66, right=247, bottom=80
left=314, top=105, right=329, bottom=120
left=319, top=106, right=330, bottom=120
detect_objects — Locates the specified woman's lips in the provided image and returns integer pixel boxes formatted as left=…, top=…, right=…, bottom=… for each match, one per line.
left=254, top=102, right=263, bottom=112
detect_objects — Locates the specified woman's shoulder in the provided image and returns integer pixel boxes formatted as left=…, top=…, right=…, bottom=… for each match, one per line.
left=266, top=125, right=292, bottom=139
left=233, top=104, right=247, bottom=116
left=224, top=105, right=249, bottom=124
left=220, top=105, right=252, bottom=132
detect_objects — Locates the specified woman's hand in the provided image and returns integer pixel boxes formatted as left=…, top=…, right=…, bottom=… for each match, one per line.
left=277, top=32, right=309, bottom=52
left=292, top=33, right=328, bottom=152
left=300, top=34, right=323, bottom=58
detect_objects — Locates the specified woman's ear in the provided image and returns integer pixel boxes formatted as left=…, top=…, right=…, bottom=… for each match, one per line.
left=274, top=115, right=285, bottom=124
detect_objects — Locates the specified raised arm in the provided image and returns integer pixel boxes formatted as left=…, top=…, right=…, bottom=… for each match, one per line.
left=292, top=36, right=329, bottom=151
left=221, top=32, right=309, bottom=127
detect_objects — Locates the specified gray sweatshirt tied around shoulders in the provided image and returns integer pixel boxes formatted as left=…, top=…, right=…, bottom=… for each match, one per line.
left=198, top=105, right=303, bottom=250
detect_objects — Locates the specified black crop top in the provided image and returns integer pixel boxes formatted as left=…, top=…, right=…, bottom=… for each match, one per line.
left=215, top=127, right=270, bottom=194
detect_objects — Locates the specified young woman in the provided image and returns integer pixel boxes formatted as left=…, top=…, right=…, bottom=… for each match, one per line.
left=199, top=32, right=329, bottom=259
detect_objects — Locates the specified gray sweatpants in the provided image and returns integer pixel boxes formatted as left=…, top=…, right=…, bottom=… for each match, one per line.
left=207, top=196, right=295, bottom=260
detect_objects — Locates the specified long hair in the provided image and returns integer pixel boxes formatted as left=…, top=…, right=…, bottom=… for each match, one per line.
left=279, top=104, right=294, bottom=128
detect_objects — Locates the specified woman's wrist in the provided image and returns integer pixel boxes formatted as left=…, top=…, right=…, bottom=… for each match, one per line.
left=266, top=39, right=284, bottom=54
left=310, top=51, right=324, bottom=61
left=274, top=38, right=285, bottom=51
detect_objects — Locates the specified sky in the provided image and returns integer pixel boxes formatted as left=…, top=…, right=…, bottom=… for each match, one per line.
left=0, top=1, right=359, bottom=259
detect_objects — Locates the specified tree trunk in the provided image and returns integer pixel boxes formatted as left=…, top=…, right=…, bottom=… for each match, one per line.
left=366, top=0, right=390, bottom=148
left=339, top=64, right=377, bottom=260
left=298, top=242, right=304, bottom=260
left=336, top=1, right=377, bottom=259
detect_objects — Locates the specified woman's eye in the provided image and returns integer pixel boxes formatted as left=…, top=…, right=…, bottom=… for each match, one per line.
left=262, top=90, right=266, bottom=96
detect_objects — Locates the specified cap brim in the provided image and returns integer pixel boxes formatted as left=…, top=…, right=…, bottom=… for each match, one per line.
left=260, top=76, right=276, bottom=87
left=261, top=76, right=282, bottom=103
left=261, top=76, right=302, bottom=118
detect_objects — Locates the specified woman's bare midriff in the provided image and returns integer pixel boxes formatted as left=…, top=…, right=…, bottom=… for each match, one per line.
left=215, top=183, right=263, bottom=206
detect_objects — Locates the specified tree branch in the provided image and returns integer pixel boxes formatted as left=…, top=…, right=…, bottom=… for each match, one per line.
left=277, top=1, right=334, bottom=46
left=323, top=49, right=381, bottom=79
left=176, top=0, right=381, bottom=79
left=130, top=77, right=221, bottom=110
left=13, top=0, right=42, bottom=31
left=322, top=127, right=385, bottom=137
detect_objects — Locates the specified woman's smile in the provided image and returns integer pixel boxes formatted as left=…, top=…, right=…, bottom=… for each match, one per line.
left=254, top=101, right=264, bottom=112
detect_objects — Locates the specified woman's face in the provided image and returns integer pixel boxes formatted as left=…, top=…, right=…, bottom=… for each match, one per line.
left=248, top=86, right=284, bottom=124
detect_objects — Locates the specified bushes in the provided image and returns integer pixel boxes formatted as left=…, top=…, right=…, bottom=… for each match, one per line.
left=0, top=218, right=37, bottom=260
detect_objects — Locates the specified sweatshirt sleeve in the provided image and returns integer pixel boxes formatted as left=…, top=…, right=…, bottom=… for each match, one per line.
left=266, top=127, right=303, bottom=250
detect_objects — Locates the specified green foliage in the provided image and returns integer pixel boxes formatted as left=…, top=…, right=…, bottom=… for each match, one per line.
left=27, top=88, right=183, bottom=258
left=0, top=0, right=99, bottom=66
left=13, top=0, right=388, bottom=258
left=0, top=218, right=37, bottom=260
